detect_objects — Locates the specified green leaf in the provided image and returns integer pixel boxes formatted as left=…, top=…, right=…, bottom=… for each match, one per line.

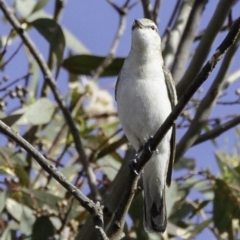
left=31, top=18, right=65, bottom=75
left=6, top=198, right=35, bottom=226
left=22, top=189, right=62, bottom=210
left=166, top=181, right=178, bottom=216
left=32, top=216, right=55, bottom=240
left=0, top=114, right=23, bottom=126
left=31, top=0, right=49, bottom=14
left=97, top=136, right=127, bottom=159
left=97, top=156, right=121, bottom=181
left=13, top=98, right=55, bottom=125
left=62, top=55, right=125, bottom=77
left=15, top=165, right=30, bottom=187
left=0, top=191, right=8, bottom=213
left=0, top=147, right=27, bottom=166
left=174, top=157, right=196, bottom=170
left=189, top=218, right=212, bottom=238
left=213, top=179, right=240, bottom=240
left=20, top=206, right=36, bottom=236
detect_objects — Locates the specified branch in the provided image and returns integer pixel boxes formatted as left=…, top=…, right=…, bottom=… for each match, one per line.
left=0, top=120, right=108, bottom=240
left=176, top=28, right=240, bottom=161
left=177, top=0, right=236, bottom=97
left=0, top=0, right=100, bottom=201
left=152, top=0, right=161, bottom=23
left=162, top=0, right=194, bottom=68
left=107, top=16, right=240, bottom=239
left=171, top=0, right=207, bottom=83
left=141, top=0, right=152, bottom=19
left=193, top=115, right=240, bottom=146
left=91, top=0, right=129, bottom=81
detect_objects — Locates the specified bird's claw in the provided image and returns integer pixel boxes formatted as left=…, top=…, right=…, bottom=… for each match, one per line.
left=129, top=158, right=139, bottom=175
left=146, top=136, right=159, bottom=154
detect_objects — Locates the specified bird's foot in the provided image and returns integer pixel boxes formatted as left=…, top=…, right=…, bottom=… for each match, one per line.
left=129, top=146, right=143, bottom=175
left=145, top=136, right=159, bottom=154
left=129, top=158, right=139, bottom=175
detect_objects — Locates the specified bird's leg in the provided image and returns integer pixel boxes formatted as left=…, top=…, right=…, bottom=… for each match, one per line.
left=129, top=146, right=143, bottom=175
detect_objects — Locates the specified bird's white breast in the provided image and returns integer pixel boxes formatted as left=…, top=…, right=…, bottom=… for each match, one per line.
left=117, top=55, right=172, bottom=150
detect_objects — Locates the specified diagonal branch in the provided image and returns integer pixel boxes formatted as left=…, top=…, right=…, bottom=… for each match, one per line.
left=0, top=0, right=100, bottom=201
left=107, top=16, right=240, bottom=240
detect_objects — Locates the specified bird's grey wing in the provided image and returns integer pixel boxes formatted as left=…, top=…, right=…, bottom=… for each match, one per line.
left=162, top=65, right=177, bottom=187
left=115, top=73, right=121, bottom=102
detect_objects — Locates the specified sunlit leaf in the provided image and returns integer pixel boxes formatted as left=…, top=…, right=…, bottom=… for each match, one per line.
left=166, top=181, right=178, bottom=216
left=174, top=157, right=196, bottom=170
left=63, top=28, right=90, bottom=54
left=97, top=156, right=121, bottom=181
left=13, top=98, right=55, bottom=125
left=0, top=191, right=8, bottom=213
left=62, top=55, right=124, bottom=77
left=31, top=0, right=49, bottom=14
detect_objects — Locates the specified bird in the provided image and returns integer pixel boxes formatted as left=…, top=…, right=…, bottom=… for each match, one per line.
left=115, top=18, right=177, bottom=233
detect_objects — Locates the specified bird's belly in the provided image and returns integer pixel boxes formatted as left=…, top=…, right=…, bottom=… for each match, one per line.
left=117, top=79, right=172, bottom=149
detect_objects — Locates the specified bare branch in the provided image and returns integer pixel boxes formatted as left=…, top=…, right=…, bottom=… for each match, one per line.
left=91, top=1, right=129, bottom=81
left=0, top=0, right=100, bottom=201
left=0, top=42, right=23, bottom=69
left=152, top=0, right=161, bottom=23
left=176, top=31, right=240, bottom=160
left=177, top=0, right=236, bottom=97
left=171, top=0, right=207, bottom=83
left=107, top=16, right=240, bottom=240
left=162, top=0, right=194, bottom=68
left=193, top=115, right=240, bottom=146
left=141, top=0, right=152, bottom=19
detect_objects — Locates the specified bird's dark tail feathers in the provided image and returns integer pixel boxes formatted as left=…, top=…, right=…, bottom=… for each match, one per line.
left=143, top=187, right=167, bottom=233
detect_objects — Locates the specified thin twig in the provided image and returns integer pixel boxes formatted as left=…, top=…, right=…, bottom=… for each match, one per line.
left=0, top=0, right=100, bottom=201
left=193, top=115, right=240, bottom=146
left=0, top=42, right=23, bottom=69
left=0, top=73, right=31, bottom=91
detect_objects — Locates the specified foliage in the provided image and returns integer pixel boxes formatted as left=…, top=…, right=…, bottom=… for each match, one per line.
left=0, top=0, right=240, bottom=240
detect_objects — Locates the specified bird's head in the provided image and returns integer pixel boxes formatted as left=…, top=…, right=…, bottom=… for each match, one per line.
left=131, top=18, right=161, bottom=51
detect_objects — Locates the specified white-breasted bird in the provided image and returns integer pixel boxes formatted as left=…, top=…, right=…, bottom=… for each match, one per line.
left=115, top=18, right=177, bottom=233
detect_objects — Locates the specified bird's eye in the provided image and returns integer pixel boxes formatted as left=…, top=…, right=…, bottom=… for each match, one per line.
left=151, top=26, right=155, bottom=30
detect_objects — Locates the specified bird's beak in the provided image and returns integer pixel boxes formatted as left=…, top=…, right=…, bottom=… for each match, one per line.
left=134, top=19, right=144, bottom=29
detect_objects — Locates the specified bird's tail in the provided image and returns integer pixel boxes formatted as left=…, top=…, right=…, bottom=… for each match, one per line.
left=143, top=179, right=167, bottom=233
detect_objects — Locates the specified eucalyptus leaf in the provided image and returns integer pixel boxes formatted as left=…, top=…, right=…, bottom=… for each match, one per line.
left=0, top=191, right=8, bottom=213
left=213, top=179, right=240, bottom=240
left=31, top=0, right=49, bottom=14
left=13, top=98, right=55, bottom=125
left=174, top=157, right=196, bottom=170
left=31, top=18, right=65, bottom=75
left=32, top=216, right=55, bottom=240
left=62, top=55, right=124, bottom=77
